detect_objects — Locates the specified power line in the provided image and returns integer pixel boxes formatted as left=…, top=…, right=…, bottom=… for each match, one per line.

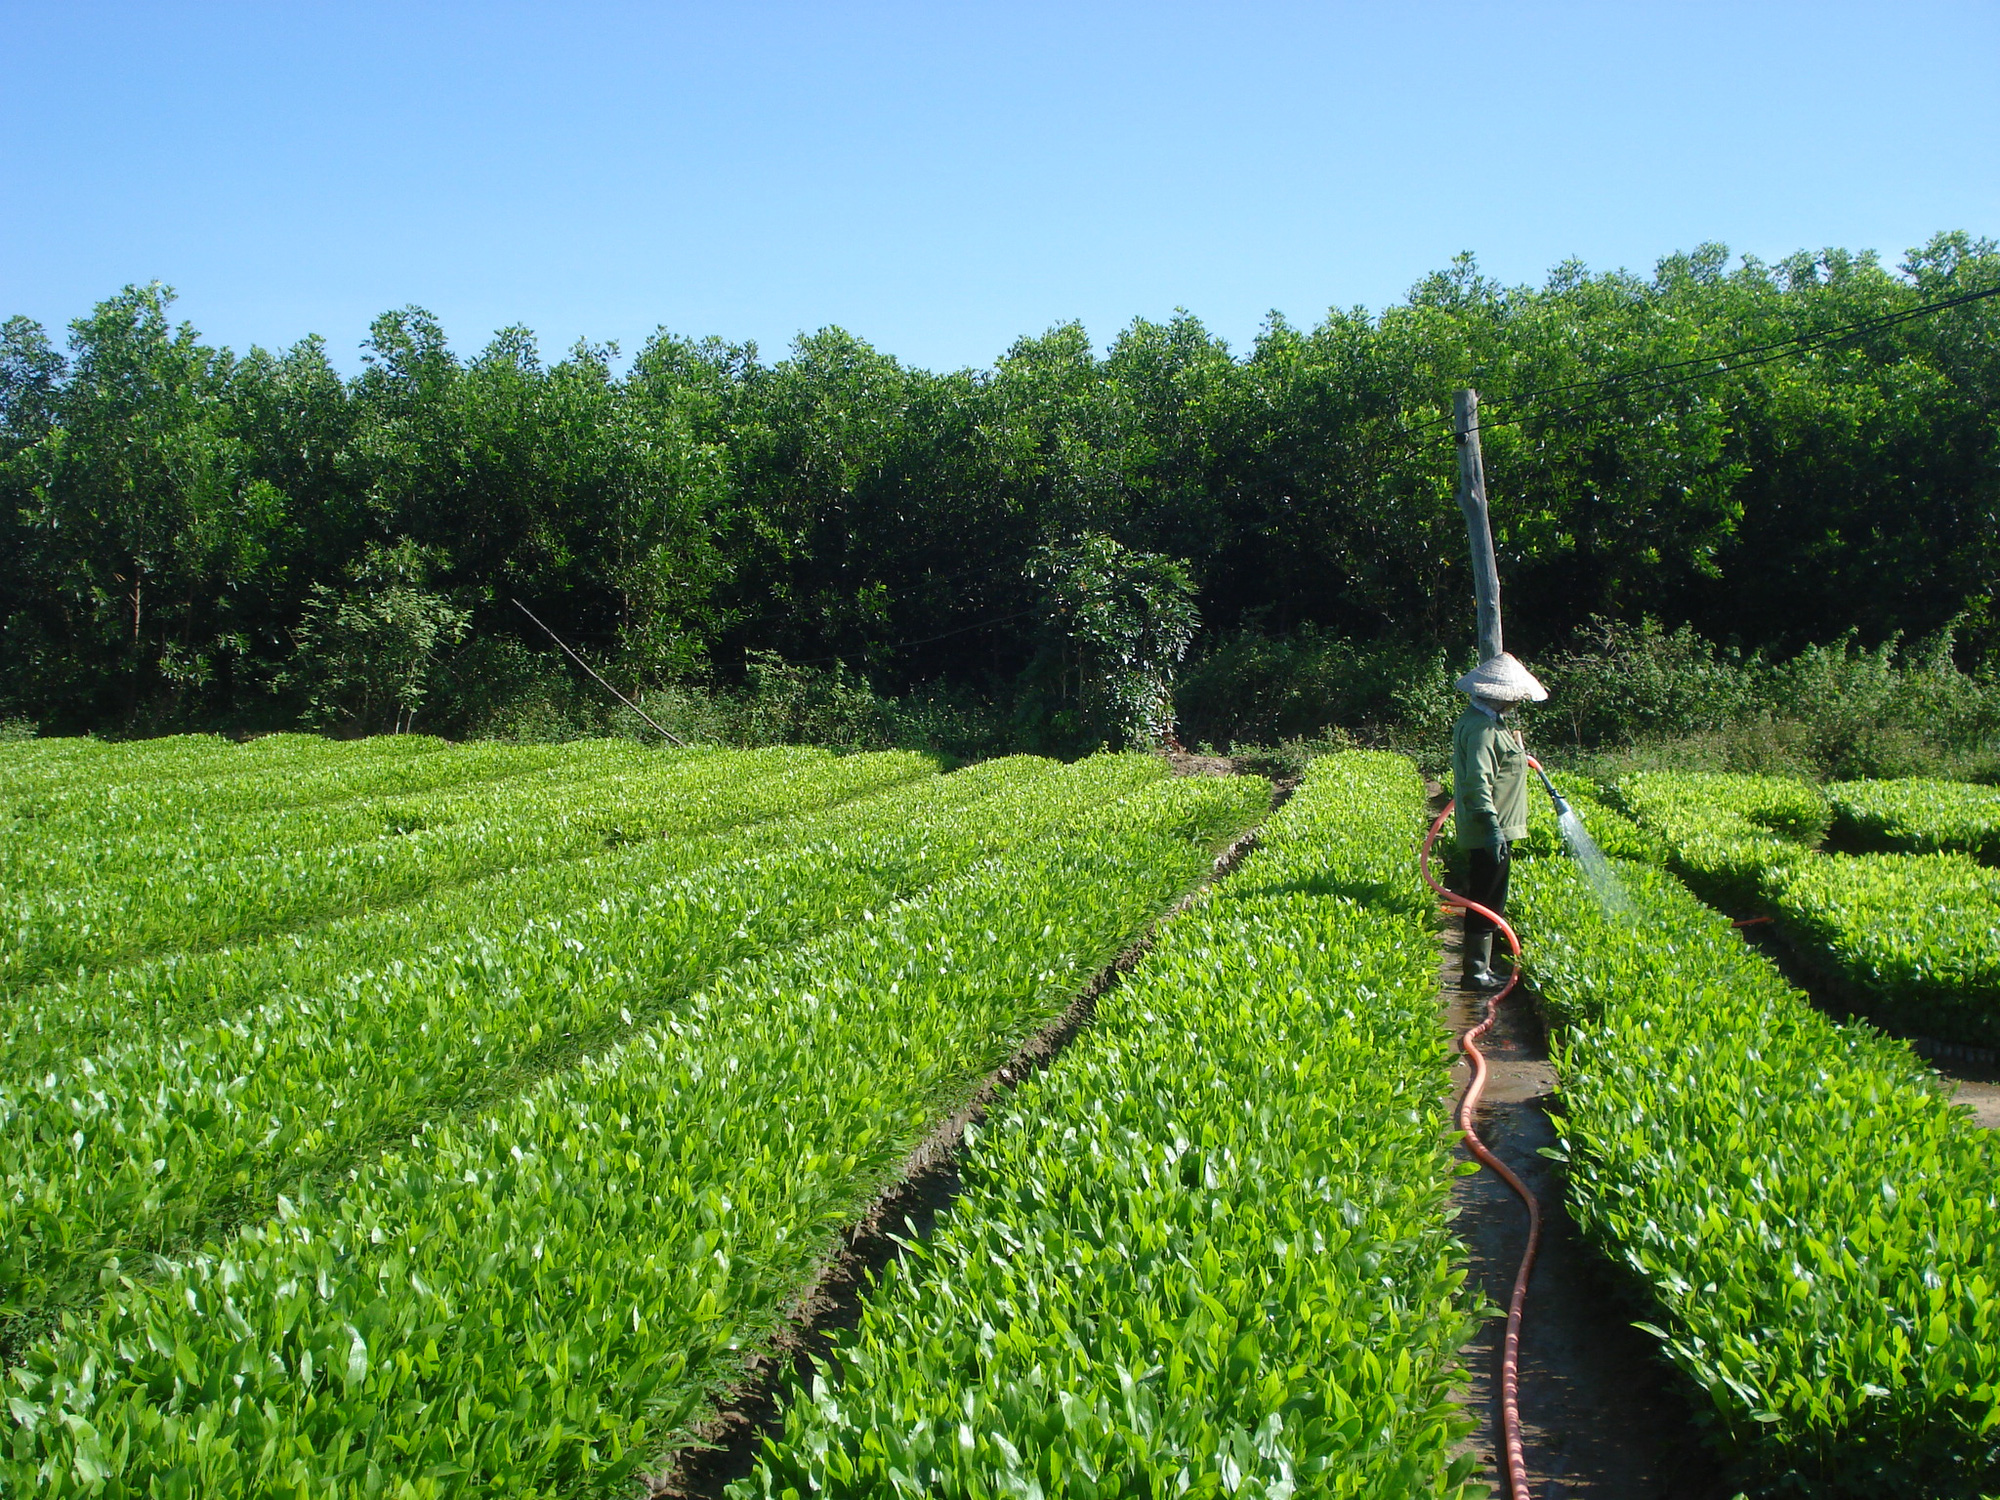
left=1386, top=278, right=2000, bottom=444
left=1488, top=278, right=2000, bottom=412
left=784, top=605, right=1041, bottom=665
left=1360, top=278, right=2000, bottom=470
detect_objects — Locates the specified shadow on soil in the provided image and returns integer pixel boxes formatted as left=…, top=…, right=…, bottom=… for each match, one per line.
left=1733, top=920, right=2000, bottom=1132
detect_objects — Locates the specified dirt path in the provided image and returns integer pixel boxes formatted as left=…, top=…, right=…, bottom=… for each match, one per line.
left=1439, top=914, right=1728, bottom=1499
left=1937, top=1066, right=2000, bottom=1129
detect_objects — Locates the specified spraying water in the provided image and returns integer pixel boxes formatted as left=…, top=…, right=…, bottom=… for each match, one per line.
left=1532, top=764, right=1634, bottom=919
left=1555, top=805, right=1633, bottom=918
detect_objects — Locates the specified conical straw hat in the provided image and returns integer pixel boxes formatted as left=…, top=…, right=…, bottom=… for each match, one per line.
left=1455, top=652, right=1548, bottom=703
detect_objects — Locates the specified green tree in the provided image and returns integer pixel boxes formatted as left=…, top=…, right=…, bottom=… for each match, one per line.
left=282, top=539, right=470, bottom=733
left=1027, top=533, right=1200, bottom=747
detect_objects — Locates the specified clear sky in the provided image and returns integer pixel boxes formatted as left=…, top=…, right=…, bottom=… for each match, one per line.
left=4, top=1, right=1995, bottom=373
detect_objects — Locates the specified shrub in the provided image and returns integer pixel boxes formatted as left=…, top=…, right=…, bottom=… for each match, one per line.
left=281, top=540, right=471, bottom=736
left=1763, top=850, right=2000, bottom=1051
left=1515, top=852, right=2000, bottom=1494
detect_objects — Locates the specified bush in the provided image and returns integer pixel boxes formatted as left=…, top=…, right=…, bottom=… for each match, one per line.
left=1763, top=850, right=2000, bottom=1050
left=1540, top=616, right=1759, bottom=745
left=1515, top=852, right=2000, bottom=1495
left=281, top=540, right=471, bottom=735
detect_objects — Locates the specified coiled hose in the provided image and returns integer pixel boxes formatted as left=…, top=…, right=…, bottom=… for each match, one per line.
left=1420, top=799, right=1541, bottom=1500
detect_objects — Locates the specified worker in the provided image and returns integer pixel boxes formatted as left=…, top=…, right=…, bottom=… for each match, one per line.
left=1450, top=653, right=1549, bottom=991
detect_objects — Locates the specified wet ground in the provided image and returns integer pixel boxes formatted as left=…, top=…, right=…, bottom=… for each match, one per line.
left=1440, top=916, right=1733, bottom=1500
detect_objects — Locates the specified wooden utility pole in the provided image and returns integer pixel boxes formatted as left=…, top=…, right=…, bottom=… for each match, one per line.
left=1454, top=388, right=1504, bottom=664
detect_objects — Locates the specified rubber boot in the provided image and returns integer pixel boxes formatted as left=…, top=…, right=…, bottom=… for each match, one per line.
left=1461, top=931, right=1502, bottom=991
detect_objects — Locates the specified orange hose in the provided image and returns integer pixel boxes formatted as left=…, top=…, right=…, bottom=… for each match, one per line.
left=1421, top=800, right=1541, bottom=1500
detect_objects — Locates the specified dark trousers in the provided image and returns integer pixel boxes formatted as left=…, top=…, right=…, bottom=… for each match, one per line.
left=1462, top=842, right=1511, bottom=939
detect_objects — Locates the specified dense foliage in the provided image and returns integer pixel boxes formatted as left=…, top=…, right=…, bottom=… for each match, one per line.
left=0, top=738, right=1264, bottom=1495
left=1827, top=777, right=2000, bottom=863
left=1514, top=852, right=2000, bottom=1495
left=1763, top=851, right=2000, bottom=1051
left=1610, top=770, right=1829, bottom=907
left=1605, top=768, right=2000, bottom=1051
left=738, top=752, right=1477, bottom=1499
left=5, top=233, right=1998, bottom=748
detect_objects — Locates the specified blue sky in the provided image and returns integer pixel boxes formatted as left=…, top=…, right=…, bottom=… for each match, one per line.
left=4, top=1, right=1995, bottom=373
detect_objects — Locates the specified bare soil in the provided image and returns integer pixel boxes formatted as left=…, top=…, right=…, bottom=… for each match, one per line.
left=1158, top=745, right=1244, bottom=779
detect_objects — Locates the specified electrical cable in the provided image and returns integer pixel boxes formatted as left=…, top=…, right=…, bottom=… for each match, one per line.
left=1381, top=278, right=2000, bottom=448
left=783, top=605, right=1041, bottom=665
left=1419, top=798, right=1542, bottom=1500
left=1482, top=278, right=2000, bottom=412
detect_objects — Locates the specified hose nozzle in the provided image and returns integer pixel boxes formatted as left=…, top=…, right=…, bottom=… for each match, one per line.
left=1525, top=756, right=1571, bottom=819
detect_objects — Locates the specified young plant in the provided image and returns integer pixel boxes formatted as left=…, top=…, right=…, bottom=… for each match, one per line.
left=735, top=752, right=1480, bottom=1500
left=1514, top=850, right=2000, bottom=1494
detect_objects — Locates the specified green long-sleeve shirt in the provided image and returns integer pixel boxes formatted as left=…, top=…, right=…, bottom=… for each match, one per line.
left=1452, top=707, right=1528, bottom=850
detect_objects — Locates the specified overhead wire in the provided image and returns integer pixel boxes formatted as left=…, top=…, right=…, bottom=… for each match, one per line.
left=1483, top=277, right=2000, bottom=412
left=782, top=605, right=1041, bottom=665
left=1344, top=280, right=2000, bottom=488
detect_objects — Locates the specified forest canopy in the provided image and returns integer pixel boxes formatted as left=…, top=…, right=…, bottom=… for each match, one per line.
left=3, top=231, right=1996, bottom=752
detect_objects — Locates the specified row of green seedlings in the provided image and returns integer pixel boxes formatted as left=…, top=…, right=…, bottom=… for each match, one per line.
left=735, top=750, right=1480, bottom=1500
left=1511, top=845, right=2000, bottom=1496
left=0, top=754, right=1125, bottom=1329
left=1, top=734, right=555, bottom=840
left=2, top=770, right=1264, bottom=1496
left=0, top=742, right=812, bottom=917
left=2, top=750, right=955, bottom=1070
left=1825, top=777, right=2000, bottom=866
left=0, top=732, right=450, bottom=815
left=0, top=744, right=918, bottom=994
left=0, top=738, right=619, bottom=882
left=0, top=730, right=440, bottom=791
left=1611, top=771, right=2000, bottom=1052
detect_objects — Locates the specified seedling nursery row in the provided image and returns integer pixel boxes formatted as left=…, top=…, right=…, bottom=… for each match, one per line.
left=0, top=734, right=1994, bottom=1497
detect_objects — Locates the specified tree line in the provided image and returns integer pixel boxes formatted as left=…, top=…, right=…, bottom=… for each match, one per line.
left=2, top=231, right=1996, bottom=749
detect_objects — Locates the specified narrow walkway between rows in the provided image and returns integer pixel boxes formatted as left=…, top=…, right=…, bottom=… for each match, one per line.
left=1432, top=804, right=1724, bottom=1497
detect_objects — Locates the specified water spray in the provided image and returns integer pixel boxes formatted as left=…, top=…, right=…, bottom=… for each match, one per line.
left=1527, top=754, right=1632, bottom=918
